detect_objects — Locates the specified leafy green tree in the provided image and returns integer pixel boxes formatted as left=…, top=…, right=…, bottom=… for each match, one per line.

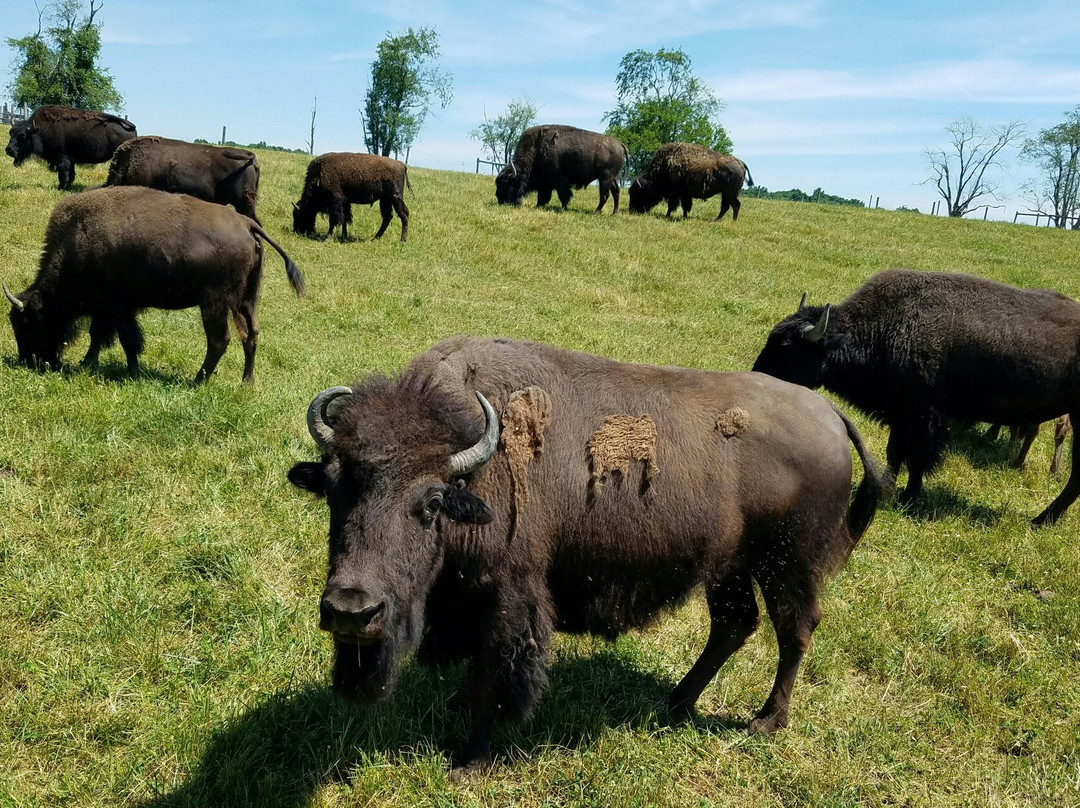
left=603, top=48, right=731, bottom=176
left=6, top=0, right=122, bottom=112
left=470, top=98, right=538, bottom=166
left=1020, top=107, right=1080, bottom=228
left=923, top=118, right=1024, bottom=217
left=360, top=27, right=452, bottom=158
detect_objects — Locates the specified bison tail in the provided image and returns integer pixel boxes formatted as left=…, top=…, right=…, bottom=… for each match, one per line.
left=249, top=222, right=306, bottom=298
left=833, top=405, right=883, bottom=550
left=742, top=161, right=754, bottom=188
left=404, top=165, right=415, bottom=196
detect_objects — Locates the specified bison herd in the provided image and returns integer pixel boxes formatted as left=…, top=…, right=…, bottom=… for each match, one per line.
left=4, top=104, right=1079, bottom=776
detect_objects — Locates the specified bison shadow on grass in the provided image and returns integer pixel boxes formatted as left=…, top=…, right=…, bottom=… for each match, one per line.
left=139, top=652, right=745, bottom=806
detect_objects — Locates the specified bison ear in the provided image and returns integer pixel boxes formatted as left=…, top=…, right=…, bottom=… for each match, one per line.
left=288, top=462, right=327, bottom=497
left=442, top=487, right=494, bottom=525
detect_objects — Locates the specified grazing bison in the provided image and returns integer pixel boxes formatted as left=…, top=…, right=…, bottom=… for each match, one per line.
left=4, top=186, right=305, bottom=384
left=628, top=142, right=753, bottom=221
left=752, top=269, right=1080, bottom=525
left=292, top=152, right=411, bottom=243
left=495, top=125, right=628, bottom=213
left=5, top=105, right=137, bottom=190
left=104, top=136, right=261, bottom=223
left=288, top=336, right=881, bottom=773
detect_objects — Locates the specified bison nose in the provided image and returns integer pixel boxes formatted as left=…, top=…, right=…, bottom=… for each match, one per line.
left=319, top=587, right=387, bottom=638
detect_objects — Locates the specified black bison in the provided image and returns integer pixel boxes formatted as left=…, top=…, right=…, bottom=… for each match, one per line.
left=752, top=269, right=1080, bottom=526
left=292, top=152, right=411, bottom=243
left=288, top=336, right=881, bottom=774
left=4, top=185, right=304, bottom=384
left=495, top=125, right=628, bottom=213
left=104, top=136, right=261, bottom=223
left=5, top=105, right=137, bottom=190
left=628, top=142, right=753, bottom=221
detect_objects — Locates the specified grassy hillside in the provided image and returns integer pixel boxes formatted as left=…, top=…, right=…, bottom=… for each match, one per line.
left=2, top=134, right=1078, bottom=807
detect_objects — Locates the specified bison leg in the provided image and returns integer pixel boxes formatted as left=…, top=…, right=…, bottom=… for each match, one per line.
left=611, top=182, right=620, bottom=214
left=1008, top=423, right=1040, bottom=469
left=730, top=197, right=741, bottom=221
left=375, top=198, right=393, bottom=239
left=83, top=317, right=118, bottom=369
left=895, top=410, right=948, bottom=505
left=536, top=187, right=553, bottom=208
left=56, top=156, right=75, bottom=190
left=232, top=302, right=259, bottom=384
left=194, top=306, right=230, bottom=384
left=116, top=316, right=144, bottom=375
left=681, top=195, right=693, bottom=218
left=556, top=180, right=572, bottom=210
left=1033, top=411, right=1080, bottom=526
left=394, top=195, right=409, bottom=243
left=748, top=563, right=822, bottom=734
left=666, top=197, right=678, bottom=218
left=668, top=568, right=759, bottom=718
left=595, top=181, right=611, bottom=214
left=1051, top=415, right=1071, bottom=480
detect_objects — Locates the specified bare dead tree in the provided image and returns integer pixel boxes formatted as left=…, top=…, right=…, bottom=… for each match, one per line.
left=306, top=96, right=317, bottom=156
left=923, top=118, right=1025, bottom=217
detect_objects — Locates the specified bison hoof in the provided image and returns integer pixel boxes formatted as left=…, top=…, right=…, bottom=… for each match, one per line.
left=748, top=712, right=786, bottom=735
left=449, top=755, right=493, bottom=783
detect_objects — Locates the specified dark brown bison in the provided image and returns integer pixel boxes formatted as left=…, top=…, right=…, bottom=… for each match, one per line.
left=495, top=125, right=628, bottom=213
left=628, top=142, right=753, bottom=221
left=752, top=269, right=1080, bottom=525
left=288, top=336, right=881, bottom=774
left=4, top=186, right=304, bottom=383
left=104, top=136, right=261, bottom=223
left=292, top=152, right=411, bottom=243
left=5, top=105, right=137, bottom=190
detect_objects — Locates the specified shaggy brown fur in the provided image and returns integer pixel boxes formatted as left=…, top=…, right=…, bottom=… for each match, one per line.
left=500, top=386, right=552, bottom=509
left=293, top=152, right=411, bottom=242
left=5, top=105, right=137, bottom=189
left=289, top=335, right=882, bottom=775
left=628, top=142, right=753, bottom=221
left=495, top=124, right=628, bottom=213
left=105, top=136, right=261, bottom=223
left=716, top=407, right=751, bottom=438
left=4, top=186, right=303, bottom=383
left=587, top=414, right=659, bottom=495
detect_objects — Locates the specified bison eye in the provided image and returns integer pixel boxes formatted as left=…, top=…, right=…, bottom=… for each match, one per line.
left=418, top=491, right=444, bottom=528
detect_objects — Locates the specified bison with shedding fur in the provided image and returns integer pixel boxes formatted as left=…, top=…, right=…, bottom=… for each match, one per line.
left=752, top=269, right=1080, bottom=526
left=289, top=335, right=881, bottom=774
left=628, top=142, right=753, bottom=221
left=104, top=136, right=262, bottom=223
left=4, top=186, right=305, bottom=384
left=495, top=125, right=628, bottom=213
left=293, top=152, right=411, bottom=243
left=5, top=105, right=137, bottom=190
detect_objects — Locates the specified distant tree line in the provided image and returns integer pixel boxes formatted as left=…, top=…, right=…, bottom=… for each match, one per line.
left=193, top=138, right=309, bottom=155
left=742, top=186, right=865, bottom=207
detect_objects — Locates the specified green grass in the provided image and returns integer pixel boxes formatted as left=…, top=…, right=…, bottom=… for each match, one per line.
left=2, top=133, right=1080, bottom=807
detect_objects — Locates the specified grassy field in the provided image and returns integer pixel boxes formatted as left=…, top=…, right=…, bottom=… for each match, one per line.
left=2, top=132, right=1079, bottom=807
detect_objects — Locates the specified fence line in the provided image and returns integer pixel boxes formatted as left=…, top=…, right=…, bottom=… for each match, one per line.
left=1013, top=211, right=1080, bottom=229
left=1, top=103, right=30, bottom=126
left=475, top=158, right=504, bottom=174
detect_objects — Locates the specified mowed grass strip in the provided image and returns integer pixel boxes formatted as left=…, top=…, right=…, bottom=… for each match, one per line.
left=1, top=131, right=1079, bottom=807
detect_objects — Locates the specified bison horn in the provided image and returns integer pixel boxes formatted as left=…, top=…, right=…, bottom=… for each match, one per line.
left=507, top=162, right=517, bottom=178
left=798, top=292, right=808, bottom=311
left=801, top=304, right=830, bottom=343
left=449, top=392, right=500, bottom=477
left=306, top=386, right=354, bottom=452
left=3, top=282, right=24, bottom=312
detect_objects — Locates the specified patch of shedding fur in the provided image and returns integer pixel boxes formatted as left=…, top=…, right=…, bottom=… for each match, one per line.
left=716, top=407, right=750, bottom=438
left=587, top=414, right=659, bottom=495
left=500, top=386, right=552, bottom=510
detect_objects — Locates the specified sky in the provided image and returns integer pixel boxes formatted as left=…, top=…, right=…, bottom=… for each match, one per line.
left=4, top=0, right=1079, bottom=221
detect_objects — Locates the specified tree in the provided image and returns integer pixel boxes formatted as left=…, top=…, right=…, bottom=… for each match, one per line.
left=360, top=27, right=452, bottom=159
left=469, top=98, right=538, bottom=166
left=6, top=0, right=122, bottom=112
left=1019, top=107, right=1080, bottom=228
left=923, top=118, right=1025, bottom=218
left=306, top=96, right=317, bottom=156
left=603, top=48, right=731, bottom=176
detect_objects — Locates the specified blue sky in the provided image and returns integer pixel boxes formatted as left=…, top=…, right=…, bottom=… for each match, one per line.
left=4, top=0, right=1079, bottom=219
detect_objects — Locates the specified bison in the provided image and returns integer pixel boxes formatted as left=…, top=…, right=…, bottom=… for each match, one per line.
left=628, top=142, right=753, bottom=221
left=752, top=269, right=1080, bottom=526
left=5, top=105, right=137, bottom=190
left=288, top=335, right=881, bottom=774
left=292, top=152, right=411, bottom=243
left=104, top=136, right=261, bottom=223
left=983, top=416, right=1071, bottom=477
left=4, top=185, right=305, bottom=384
left=495, top=125, right=628, bottom=213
